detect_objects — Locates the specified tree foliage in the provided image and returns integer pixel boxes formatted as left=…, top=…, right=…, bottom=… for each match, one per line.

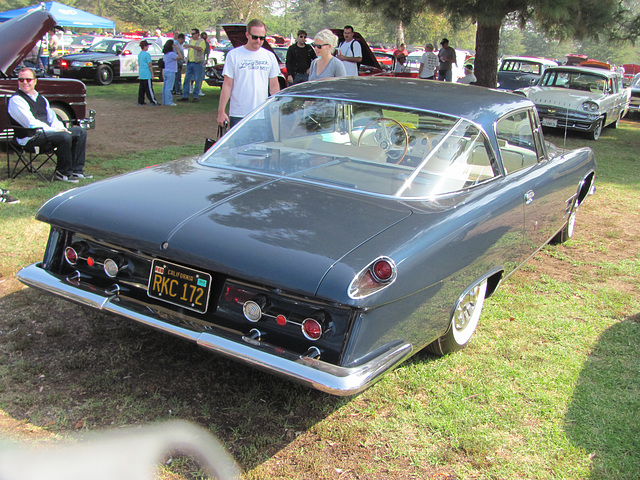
left=344, top=0, right=640, bottom=87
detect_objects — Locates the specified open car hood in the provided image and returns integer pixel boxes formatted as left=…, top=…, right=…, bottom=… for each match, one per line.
left=0, top=8, right=55, bottom=77
left=222, top=24, right=282, bottom=63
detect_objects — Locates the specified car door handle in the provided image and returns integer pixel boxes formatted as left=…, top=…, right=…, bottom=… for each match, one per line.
left=524, top=190, right=535, bottom=204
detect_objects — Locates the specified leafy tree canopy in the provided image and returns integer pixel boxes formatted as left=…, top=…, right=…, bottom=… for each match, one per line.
left=344, top=0, right=640, bottom=86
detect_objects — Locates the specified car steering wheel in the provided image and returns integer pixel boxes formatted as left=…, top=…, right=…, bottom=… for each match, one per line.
left=357, top=117, right=409, bottom=164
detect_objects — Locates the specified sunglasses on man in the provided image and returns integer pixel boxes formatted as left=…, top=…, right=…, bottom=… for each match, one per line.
left=250, top=34, right=266, bottom=41
left=18, top=78, right=35, bottom=83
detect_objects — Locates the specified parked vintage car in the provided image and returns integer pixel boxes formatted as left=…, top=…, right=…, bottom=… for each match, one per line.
left=17, top=78, right=596, bottom=395
left=0, top=8, right=95, bottom=128
left=628, top=72, right=640, bottom=115
left=50, top=37, right=163, bottom=85
left=515, top=65, right=630, bottom=140
left=497, top=56, right=558, bottom=90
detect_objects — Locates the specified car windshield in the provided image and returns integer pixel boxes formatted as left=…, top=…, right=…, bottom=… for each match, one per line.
left=71, top=36, right=97, bottom=46
left=201, top=96, right=498, bottom=198
left=540, top=70, right=608, bottom=92
left=87, top=40, right=127, bottom=54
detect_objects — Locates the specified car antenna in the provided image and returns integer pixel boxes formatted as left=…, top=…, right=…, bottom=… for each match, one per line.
left=563, top=108, right=569, bottom=149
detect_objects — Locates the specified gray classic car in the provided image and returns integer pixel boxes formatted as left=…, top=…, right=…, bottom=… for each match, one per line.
left=17, top=78, right=596, bottom=395
left=516, top=65, right=630, bottom=140
left=497, top=56, right=557, bottom=90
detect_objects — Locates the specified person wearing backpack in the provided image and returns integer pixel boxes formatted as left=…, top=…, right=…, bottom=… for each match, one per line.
left=336, top=25, right=362, bottom=77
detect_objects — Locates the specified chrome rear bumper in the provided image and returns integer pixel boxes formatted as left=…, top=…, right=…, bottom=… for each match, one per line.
left=17, top=263, right=413, bottom=396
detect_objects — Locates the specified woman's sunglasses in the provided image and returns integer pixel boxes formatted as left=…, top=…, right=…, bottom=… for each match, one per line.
left=312, top=43, right=329, bottom=49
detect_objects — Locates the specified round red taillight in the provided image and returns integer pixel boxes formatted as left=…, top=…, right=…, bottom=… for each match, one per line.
left=302, top=318, right=322, bottom=340
left=86, top=256, right=95, bottom=267
left=276, top=314, right=287, bottom=326
left=64, top=246, right=78, bottom=265
left=372, top=259, right=394, bottom=282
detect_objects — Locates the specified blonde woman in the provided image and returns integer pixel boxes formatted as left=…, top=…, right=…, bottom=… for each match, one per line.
left=309, top=29, right=346, bottom=80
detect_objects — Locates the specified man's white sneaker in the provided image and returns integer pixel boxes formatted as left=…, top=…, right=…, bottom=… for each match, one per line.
left=72, top=172, right=93, bottom=179
left=55, top=171, right=79, bottom=183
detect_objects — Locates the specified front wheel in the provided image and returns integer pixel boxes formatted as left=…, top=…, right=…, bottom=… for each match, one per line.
left=610, top=112, right=622, bottom=129
left=50, top=104, right=73, bottom=125
left=95, top=64, right=114, bottom=85
left=590, top=118, right=603, bottom=140
left=426, top=279, right=488, bottom=355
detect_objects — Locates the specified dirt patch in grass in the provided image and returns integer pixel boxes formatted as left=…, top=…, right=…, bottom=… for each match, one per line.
left=85, top=96, right=216, bottom=158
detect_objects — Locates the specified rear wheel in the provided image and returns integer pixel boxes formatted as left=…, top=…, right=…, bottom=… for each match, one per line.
left=426, top=279, right=488, bottom=355
left=551, top=208, right=577, bottom=244
left=95, top=65, right=114, bottom=85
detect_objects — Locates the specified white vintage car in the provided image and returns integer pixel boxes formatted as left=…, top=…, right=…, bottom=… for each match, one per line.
left=516, top=65, right=630, bottom=140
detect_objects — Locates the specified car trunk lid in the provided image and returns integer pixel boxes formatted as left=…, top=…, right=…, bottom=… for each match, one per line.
left=37, top=158, right=412, bottom=295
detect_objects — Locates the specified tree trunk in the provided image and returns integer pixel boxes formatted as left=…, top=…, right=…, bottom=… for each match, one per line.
left=395, top=20, right=405, bottom=47
left=474, top=20, right=502, bottom=88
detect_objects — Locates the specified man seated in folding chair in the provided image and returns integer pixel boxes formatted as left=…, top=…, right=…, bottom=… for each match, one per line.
left=7, top=68, right=91, bottom=183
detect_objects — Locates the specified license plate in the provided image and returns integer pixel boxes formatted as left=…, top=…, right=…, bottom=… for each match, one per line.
left=53, top=68, right=60, bottom=75
left=542, top=118, right=557, bottom=127
left=147, top=259, right=212, bottom=314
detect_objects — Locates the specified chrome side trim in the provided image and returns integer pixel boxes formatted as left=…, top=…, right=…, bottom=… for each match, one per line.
left=17, top=263, right=413, bottom=396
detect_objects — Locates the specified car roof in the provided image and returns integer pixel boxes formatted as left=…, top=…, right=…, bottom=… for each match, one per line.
left=545, top=65, right=619, bottom=78
left=502, top=56, right=557, bottom=66
left=280, top=77, right=533, bottom=128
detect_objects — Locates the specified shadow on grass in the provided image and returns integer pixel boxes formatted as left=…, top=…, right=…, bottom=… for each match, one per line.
left=565, top=313, right=640, bottom=479
left=0, top=287, right=349, bottom=471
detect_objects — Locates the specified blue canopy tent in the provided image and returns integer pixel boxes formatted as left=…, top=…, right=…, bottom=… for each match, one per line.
left=0, top=2, right=115, bottom=31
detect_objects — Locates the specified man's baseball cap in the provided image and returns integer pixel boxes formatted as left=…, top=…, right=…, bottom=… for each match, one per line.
left=139, top=40, right=149, bottom=47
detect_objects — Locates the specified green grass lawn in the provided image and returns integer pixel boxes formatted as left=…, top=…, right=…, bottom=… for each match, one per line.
left=0, top=85, right=638, bottom=480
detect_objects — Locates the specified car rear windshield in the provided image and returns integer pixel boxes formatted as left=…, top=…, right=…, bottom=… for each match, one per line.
left=201, top=96, right=498, bottom=198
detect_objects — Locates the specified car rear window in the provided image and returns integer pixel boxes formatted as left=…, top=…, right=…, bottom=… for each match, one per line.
left=201, top=96, right=499, bottom=198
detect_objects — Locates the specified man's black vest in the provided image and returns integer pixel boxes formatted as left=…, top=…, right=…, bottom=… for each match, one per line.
left=9, top=89, right=49, bottom=141
left=10, top=89, right=48, bottom=125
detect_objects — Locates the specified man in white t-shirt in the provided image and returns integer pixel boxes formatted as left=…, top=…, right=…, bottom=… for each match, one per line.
left=418, top=43, right=439, bottom=80
left=217, top=19, right=281, bottom=128
left=336, top=25, right=362, bottom=77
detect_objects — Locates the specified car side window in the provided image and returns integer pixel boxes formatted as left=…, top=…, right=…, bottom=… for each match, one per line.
left=496, top=110, right=539, bottom=175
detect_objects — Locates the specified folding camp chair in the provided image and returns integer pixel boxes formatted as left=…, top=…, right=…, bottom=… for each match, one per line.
left=3, top=127, right=57, bottom=182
